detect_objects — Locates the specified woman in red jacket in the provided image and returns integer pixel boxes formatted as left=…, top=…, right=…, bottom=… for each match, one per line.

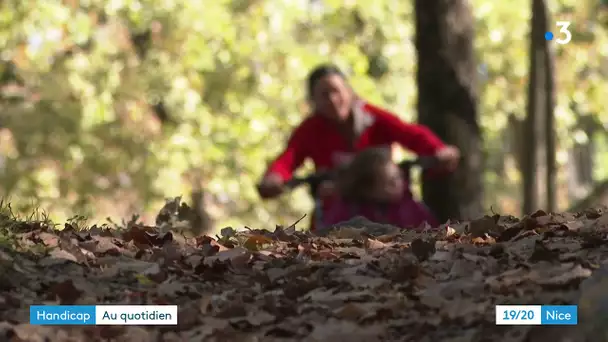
left=257, top=64, right=459, bottom=229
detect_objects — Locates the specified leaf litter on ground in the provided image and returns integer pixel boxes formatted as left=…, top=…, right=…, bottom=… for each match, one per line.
left=0, top=203, right=607, bottom=341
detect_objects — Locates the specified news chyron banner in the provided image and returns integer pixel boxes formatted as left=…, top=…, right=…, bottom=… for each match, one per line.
left=30, top=305, right=177, bottom=325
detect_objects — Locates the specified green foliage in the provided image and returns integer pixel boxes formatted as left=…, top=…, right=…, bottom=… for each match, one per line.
left=473, top=0, right=608, bottom=211
left=0, top=0, right=606, bottom=229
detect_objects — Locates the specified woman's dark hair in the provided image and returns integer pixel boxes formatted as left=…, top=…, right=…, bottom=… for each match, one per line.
left=337, top=147, right=393, bottom=202
left=306, top=64, right=346, bottom=99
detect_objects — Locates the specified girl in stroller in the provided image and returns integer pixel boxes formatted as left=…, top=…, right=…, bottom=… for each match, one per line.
left=323, top=147, right=439, bottom=230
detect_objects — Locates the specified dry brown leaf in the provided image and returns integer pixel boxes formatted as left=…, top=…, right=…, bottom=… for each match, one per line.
left=47, top=280, right=82, bottom=305
left=535, top=215, right=554, bottom=226
left=364, top=238, right=386, bottom=249
left=38, top=232, right=60, bottom=247
left=205, top=247, right=249, bottom=264
left=532, top=263, right=592, bottom=287
left=589, top=213, right=608, bottom=231
left=375, top=232, right=400, bottom=242
left=449, top=259, right=479, bottom=279
left=243, top=234, right=274, bottom=251
left=343, top=274, right=389, bottom=289
left=334, top=303, right=367, bottom=321
left=46, top=249, right=79, bottom=263
left=469, top=215, right=499, bottom=237
left=529, top=240, right=559, bottom=262
left=561, top=220, right=585, bottom=232
left=312, top=250, right=339, bottom=260
left=80, top=236, right=122, bottom=255
left=245, top=311, right=275, bottom=326
left=411, top=237, right=436, bottom=261
left=471, top=236, right=486, bottom=244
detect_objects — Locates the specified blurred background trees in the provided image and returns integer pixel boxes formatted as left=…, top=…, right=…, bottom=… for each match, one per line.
left=0, top=0, right=606, bottom=231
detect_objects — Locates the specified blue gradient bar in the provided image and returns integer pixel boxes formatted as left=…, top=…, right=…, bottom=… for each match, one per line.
left=541, top=305, right=577, bottom=325
left=30, top=305, right=96, bottom=325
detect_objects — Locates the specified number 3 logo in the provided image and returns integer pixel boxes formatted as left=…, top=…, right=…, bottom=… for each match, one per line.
left=556, top=21, right=572, bottom=45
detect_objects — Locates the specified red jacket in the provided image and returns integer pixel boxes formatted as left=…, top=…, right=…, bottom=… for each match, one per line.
left=267, top=100, right=446, bottom=181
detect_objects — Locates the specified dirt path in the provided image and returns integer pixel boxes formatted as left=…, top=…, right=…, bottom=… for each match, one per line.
left=0, top=208, right=607, bottom=341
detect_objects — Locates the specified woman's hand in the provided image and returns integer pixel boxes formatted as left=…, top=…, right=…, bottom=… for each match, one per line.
left=434, top=145, right=460, bottom=171
left=257, top=173, right=285, bottom=199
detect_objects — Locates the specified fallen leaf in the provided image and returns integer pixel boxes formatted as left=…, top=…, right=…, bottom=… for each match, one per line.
left=469, top=215, right=499, bottom=238
left=529, top=240, right=559, bottom=262
left=364, top=238, right=386, bottom=249
left=243, top=234, right=273, bottom=251
left=38, top=232, right=59, bottom=247
left=471, top=235, right=495, bottom=244
left=589, top=213, right=608, bottom=231
left=334, top=303, right=367, bottom=321
left=532, top=263, right=592, bottom=288
left=430, top=250, right=453, bottom=262
left=411, top=237, right=436, bottom=261
left=561, top=220, right=584, bottom=232
left=342, top=274, right=389, bottom=289
left=47, top=249, right=78, bottom=263
left=204, top=247, right=250, bottom=266
left=47, top=280, right=82, bottom=305
left=245, top=311, right=275, bottom=326
left=535, top=215, right=554, bottom=226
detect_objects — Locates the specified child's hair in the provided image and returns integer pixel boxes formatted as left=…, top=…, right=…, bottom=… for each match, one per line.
left=336, top=147, right=393, bottom=202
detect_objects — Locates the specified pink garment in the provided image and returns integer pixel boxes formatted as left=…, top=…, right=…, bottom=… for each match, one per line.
left=322, top=194, right=439, bottom=230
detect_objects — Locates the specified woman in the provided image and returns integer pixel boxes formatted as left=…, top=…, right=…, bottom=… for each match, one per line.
left=257, top=64, right=459, bottom=229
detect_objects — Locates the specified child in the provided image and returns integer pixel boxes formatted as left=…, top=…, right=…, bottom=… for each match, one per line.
left=322, top=147, right=439, bottom=230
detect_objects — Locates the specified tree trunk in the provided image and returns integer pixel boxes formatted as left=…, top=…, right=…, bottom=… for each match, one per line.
left=567, top=114, right=599, bottom=204
left=507, top=113, right=526, bottom=171
left=568, top=144, right=594, bottom=201
left=415, top=0, right=483, bottom=223
left=544, top=5, right=557, bottom=212
left=523, top=0, right=555, bottom=214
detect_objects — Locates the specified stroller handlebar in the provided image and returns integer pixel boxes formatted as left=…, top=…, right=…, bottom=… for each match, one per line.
left=285, top=155, right=442, bottom=193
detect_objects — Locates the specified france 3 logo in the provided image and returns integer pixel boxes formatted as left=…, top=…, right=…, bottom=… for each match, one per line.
left=544, top=22, right=572, bottom=45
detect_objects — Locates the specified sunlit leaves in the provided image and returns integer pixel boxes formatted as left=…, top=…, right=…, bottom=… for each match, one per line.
left=0, top=0, right=605, bottom=227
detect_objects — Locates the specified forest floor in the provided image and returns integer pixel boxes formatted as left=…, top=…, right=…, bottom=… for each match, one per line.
left=0, top=204, right=607, bottom=342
